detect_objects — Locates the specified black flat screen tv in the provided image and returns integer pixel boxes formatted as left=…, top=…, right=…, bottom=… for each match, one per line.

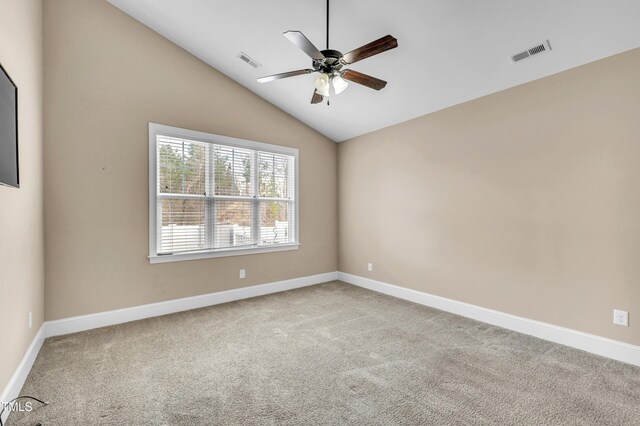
left=0, top=61, right=18, bottom=188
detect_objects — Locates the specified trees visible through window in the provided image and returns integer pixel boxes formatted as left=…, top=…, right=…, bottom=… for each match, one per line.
left=150, top=125, right=298, bottom=261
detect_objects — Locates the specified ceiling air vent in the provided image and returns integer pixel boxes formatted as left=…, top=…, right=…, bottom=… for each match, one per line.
left=511, top=40, right=552, bottom=63
left=238, top=52, right=261, bottom=69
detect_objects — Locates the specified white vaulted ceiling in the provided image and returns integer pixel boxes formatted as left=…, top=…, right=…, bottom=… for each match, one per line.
left=107, top=0, right=640, bottom=141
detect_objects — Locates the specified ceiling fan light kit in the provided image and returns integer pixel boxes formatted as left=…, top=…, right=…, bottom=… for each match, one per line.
left=257, top=0, right=398, bottom=105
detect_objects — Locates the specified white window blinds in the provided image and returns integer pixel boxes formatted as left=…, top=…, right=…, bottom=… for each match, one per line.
left=150, top=124, right=298, bottom=262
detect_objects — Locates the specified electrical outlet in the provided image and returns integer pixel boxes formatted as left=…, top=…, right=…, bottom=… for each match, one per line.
left=613, top=309, right=629, bottom=327
left=239, top=269, right=246, bottom=279
left=29, top=312, right=32, bottom=329
left=367, top=263, right=373, bottom=272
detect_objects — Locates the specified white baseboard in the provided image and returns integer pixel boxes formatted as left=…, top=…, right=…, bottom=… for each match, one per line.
left=2, top=272, right=338, bottom=422
left=4, top=268, right=637, bottom=423
left=45, top=271, right=338, bottom=338
left=338, top=272, right=640, bottom=367
left=0, top=324, right=45, bottom=425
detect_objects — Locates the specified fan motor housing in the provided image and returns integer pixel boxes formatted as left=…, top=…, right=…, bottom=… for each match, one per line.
left=313, top=49, right=344, bottom=73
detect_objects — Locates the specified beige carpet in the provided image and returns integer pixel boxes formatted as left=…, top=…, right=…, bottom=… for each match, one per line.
left=8, top=281, right=640, bottom=425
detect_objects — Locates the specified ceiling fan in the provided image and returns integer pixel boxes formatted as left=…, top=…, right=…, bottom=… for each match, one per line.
left=257, top=0, right=398, bottom=105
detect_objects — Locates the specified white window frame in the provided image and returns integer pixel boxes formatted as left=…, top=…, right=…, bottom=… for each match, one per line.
left=148, top=123, right=299, bottom=264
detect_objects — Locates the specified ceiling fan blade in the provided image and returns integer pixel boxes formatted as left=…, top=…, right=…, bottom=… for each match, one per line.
left=283, top=31, right=325, bottom=60
left=257, top=69, right=314, bottom=83
left=342, top=69, right=387, bottom=91
left=311, top=90, right=324, bottom=104
left=341, top=35, right=398, bottom=65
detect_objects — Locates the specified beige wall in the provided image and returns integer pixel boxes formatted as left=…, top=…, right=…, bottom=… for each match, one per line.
left=339, top=48, right=640, bottom=346
left=0, top=0, right=44, bottom=396
left=24, top=0, right=640, bottom=355
left=44, top=0, right=337, bottom=320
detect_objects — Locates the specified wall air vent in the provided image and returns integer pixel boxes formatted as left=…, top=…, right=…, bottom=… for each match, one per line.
left=238, top=52, right=261, bottom=69
left=511, top=40, right=552, bottom=63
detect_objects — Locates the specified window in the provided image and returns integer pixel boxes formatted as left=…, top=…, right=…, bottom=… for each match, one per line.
left=149, top=123, right=298, bottom=263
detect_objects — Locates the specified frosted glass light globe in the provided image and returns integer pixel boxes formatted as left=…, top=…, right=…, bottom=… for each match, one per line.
left=314, top=73, right=330, bottom=97
left=332, top=75, right=349, bottom=94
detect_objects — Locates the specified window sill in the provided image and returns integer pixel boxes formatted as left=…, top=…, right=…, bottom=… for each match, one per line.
left=148, top=243, right=300, bottom=264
